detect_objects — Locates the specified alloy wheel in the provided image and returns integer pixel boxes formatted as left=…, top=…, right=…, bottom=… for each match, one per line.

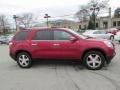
left=86, top=54, right=102, bottom=69
left=18, top=55, right=30, bottom=67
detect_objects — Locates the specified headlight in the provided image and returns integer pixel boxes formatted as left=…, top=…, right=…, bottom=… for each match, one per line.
left=104, top=41, right=113, bottom=48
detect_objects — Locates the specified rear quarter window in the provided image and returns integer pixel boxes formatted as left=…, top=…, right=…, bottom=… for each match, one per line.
left=14, top=31, right=29, bottom=40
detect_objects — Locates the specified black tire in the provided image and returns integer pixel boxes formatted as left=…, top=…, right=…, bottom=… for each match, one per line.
left=110, top=36, right=114, bottom=41
left=0, top=41, right=2, bottom=44
left=119, top=40, right=120, bottom=44
left=83, top=51, right=105, bottom=70
left=16, top=52, right=32, bottom=68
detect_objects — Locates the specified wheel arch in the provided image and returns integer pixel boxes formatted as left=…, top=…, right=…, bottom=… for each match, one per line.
left=15, top=50, right=32, bottom=60
left=81, top=48, right=107, bottom=63
left=110, top=35, right=114, bottom=39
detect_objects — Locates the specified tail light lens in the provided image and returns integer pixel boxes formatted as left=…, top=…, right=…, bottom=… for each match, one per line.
left=9, top=42, right=13, bottom=46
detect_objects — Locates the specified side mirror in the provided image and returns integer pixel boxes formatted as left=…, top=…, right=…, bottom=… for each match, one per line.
left=70, top=37, right=77, bottom=42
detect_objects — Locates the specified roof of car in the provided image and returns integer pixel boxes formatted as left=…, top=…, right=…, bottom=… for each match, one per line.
left=20, top=27, right=70, bottom=31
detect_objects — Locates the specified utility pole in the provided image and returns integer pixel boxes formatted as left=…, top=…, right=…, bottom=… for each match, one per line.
left=109, top=7, right=112, bottom=28
left=1, top=16, right=5, bottom=34
left=93, top=8, right=96, bottom=30
left=13, top=15, right=18, bottom=31
left=90, top=4, right=100, bottom=30
left=44, top=14, right=51, bottom=27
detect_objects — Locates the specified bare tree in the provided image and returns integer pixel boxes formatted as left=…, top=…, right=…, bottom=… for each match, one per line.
left=17, top=13, right=34, bottom=28
left=75, top=6, right=90, bottom=21
left=75, top=0, right=109, bottom=29
left=114, top=8, right=120, bottom=18
left=0, top=15, right=10, bottom=34
left=75, top=0, right=109, bottom=21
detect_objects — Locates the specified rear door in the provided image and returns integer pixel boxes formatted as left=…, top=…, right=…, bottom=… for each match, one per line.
left=31, top=30, right=55, bottom=58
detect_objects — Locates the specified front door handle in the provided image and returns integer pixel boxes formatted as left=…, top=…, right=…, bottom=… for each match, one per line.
left=53, top=44, right=60, bottom=46
left=31, top=44, right=37, bottom=46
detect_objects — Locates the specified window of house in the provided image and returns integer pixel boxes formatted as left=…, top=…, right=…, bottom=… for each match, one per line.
left=103, top=21, right=108, bottom=29
left=96, top=23, right=98, bottom=28
left=68, top=26, right=71, bottom=29
left=113, top=21, right=116, bottom=26
left=84, top=25, right=86, bottom=29
left=117, top=21, right=120, bottom=26
left=79, top=25, right=81, bottom=29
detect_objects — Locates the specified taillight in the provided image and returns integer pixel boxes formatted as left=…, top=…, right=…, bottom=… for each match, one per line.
left=9, top=42, right=13, bottom=46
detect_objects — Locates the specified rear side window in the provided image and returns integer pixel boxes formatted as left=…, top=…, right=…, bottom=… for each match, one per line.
left=94, top=31, right=106, bottom=34
left=100, top=31, right=106, bottom=34
left=32, top=30, right=53, bottom=40
left=93, top=31, right=101, bottom=34
left=14, top=31, right=28, bottom=40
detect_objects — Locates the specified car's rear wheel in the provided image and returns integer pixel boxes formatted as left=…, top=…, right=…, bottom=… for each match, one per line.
left=110, top=36, right=114, bottom=41
left=0, top=41, right=2, bottom=44
left=17, top=52, right=32, bottom=68
left=83, top=51, right=105, bottom=70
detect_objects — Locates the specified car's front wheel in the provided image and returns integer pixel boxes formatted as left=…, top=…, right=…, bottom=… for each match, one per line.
left=17, top=52, right=32, bottom=68
left=83, top=51, right=105, bottom=70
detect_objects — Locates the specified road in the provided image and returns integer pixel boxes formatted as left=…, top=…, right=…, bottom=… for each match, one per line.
left=0, top=44, right=120, bottom=90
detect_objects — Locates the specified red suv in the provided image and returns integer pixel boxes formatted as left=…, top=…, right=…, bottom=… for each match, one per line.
left=9, top=28, right=116, bottom=70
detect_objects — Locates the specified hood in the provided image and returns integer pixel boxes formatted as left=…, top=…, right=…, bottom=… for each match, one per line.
left=85, top=38, right=109, bottom=42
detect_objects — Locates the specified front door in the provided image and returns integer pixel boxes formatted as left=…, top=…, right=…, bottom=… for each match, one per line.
left=52, top=30, right=80, bottom=59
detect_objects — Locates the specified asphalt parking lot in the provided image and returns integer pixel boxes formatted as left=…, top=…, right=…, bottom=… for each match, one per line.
left=0, top=44, right=120, bottom=90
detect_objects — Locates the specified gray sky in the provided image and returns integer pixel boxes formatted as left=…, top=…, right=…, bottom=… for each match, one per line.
left=0, top=0, right=87, bottom=15
left=0, top=0, right=119, bottom=13
left=0, top=0, right=120, bottom=23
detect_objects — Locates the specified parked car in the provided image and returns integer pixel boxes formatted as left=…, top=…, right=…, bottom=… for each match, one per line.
left=107, top=28, right=120, bottom=35
left=6, top=35, right=14, bottom=44
left=115, top=31, right=120, bottom=43
left=83, top=30, right=114, bottom=41
left=0, top=36, right=8, bottom=44
left=9, top=28, right=116, bottom=70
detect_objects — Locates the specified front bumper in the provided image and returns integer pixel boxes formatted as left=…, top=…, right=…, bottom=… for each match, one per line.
left=106, top=50, right=116, bottom=64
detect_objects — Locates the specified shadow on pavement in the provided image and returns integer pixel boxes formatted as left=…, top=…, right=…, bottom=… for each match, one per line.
left=32, top=59, right=85, bottom=70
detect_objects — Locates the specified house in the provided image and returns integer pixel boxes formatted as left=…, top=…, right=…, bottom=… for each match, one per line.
left=48, top=20, right=79, bottom=30
left=34, top=16, right=120, bottom=31
left=78, top=16, right=120, bottom=30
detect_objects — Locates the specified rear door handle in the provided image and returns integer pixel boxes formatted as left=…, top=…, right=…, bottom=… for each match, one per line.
left=31, top=44, right=37, bottom=46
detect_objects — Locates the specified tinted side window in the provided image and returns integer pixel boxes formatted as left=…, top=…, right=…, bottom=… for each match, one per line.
left=100, top=31, right=106, bottom=34
left=14, top=31, right=28, bottom=40
left=54, top=30, right=73, bottom=40
left=33, top=30, right=53, bottom=40
left=93, top=31, right=101, bottom=34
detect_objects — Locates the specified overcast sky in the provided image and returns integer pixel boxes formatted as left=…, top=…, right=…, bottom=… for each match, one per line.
left=0, top=0, right=120, bottom=23
left=0, top=0, right=86, bottom=15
